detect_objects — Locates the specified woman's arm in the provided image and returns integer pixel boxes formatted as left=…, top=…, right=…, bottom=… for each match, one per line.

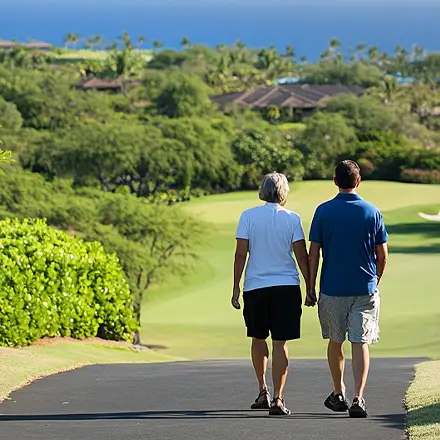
left=292, top=239, right=315, bottom=306
left=232, top=238, right=249, bottom=309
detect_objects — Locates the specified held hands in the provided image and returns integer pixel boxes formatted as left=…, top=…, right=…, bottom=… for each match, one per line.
left=305, top=286, right=317, bottom=307
left=231, top=286, right=241, bottom=310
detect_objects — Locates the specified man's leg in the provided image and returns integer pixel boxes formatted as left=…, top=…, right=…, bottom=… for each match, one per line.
left=351, top=342, right=370, bottom=399
left=327, top=340, right=346, bottom=395
left=272, top=340, right=289, bottom=400
left=251, top=338, right=269, bottom=391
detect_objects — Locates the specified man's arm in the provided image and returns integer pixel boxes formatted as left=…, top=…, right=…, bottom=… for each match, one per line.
left=232, top=238, right=248, bottom=309
left=376, top=243, right=388, bottom=287
left=309, top=242, right=321, bottom=299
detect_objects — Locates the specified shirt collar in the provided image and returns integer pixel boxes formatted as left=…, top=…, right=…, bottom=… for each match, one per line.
left=265, top=202, right=280, bottom=209
left=335, top=193, right=362, bottom=201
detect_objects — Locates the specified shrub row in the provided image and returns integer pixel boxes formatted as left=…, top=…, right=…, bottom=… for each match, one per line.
left=0, top=218, right=137, bottom=347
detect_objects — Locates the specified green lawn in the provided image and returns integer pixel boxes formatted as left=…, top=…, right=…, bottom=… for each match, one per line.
left=0, top=339, right=180, bottom=402
left=47, top=49, right=153, bottom=63
left=406, top=361, right=440, bottom=440
left=141, top=181, right=440, bottom=359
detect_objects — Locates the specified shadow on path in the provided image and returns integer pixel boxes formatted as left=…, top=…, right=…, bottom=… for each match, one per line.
left=0, top=410, right=404, bottom=426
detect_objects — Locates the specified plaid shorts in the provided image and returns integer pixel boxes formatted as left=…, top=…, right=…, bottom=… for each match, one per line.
left=318, top=292, right=380, bottom=344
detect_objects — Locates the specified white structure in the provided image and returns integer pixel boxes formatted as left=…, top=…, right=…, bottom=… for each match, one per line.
left=418, top=211, right=440, bottom=222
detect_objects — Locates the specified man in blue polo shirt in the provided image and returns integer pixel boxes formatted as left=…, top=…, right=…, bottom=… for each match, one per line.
left=309, top=160, right=388, bottom=418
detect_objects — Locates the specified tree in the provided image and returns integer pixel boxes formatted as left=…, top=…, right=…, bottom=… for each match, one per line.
left=0, top=125, right=13, bottom=166
left=285, top=45, right=295, bottom=60
left=0, top=98, right=23, bottom=131
left=64, top=33, right=79, bottom=49
left=152, top=40, right=163, bottom=51
left=324, top=93, right=401, bottom=139
left=152, top=72, right=212, bottom=118
left=232, top=130, right=304, bottom=188
left=181, top=36, right=191, bottom=50
left=299, top=112, right=356, bottom=178
left=138, top=34, right=146, bottom=49
left=329, top=38, right=341, bottom=56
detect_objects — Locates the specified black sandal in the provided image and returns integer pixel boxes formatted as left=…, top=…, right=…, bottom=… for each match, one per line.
left=251, top=389, right=271, bottom=409
left=269, top=396, right=291, bottom=415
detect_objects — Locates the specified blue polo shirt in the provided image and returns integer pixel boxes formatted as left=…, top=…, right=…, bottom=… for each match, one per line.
left=309, top=193, right=388, bottom=296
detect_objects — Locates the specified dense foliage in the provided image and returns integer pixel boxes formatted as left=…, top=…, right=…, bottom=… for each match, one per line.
left=0, top=35, right=439, bottom=344
left=0, top=218, right=137, bottom=346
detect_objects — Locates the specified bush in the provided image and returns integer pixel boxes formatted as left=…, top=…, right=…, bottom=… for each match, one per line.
left=401, top=169, right=440, bottom=184
left=0, top=218, right=137, bottom=347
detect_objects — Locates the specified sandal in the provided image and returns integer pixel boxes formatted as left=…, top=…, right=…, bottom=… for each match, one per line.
left=269, top=396, right=291, bottom=415
left=251, top=388, right=271, bottom=409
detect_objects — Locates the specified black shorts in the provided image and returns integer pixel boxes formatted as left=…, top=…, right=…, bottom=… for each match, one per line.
left=243, top=285, right=302, bottom=341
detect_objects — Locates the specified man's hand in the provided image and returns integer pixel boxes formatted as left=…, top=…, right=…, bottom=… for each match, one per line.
left=305, top=287, right=317, bottom=307
left=231, top=286, right=241, bottom=310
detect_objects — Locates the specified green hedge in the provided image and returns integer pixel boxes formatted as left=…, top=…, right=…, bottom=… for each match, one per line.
left=0, top=218, right=137, bottom=347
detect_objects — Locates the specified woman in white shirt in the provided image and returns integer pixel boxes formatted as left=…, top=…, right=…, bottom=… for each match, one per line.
left=232, top=172, right=316, bottom=416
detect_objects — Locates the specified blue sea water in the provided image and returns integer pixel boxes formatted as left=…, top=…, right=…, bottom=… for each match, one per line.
left=1, top=0, right=439, bottom=59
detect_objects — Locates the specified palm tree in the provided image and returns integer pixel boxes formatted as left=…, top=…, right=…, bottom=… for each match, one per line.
left=329, top=38, right=341, bottom=55
left=234, top=40, right=246, bottom=50
left=356, top=43, right=367, bottom=59
left=138, top=35, right=146, bottom=49
left=181, top=36, right=191, bottom=50
left=285, top=45, right=295, bottom=60
left=368, top=46, right=379, bottom=62
left=152, top=40, right=163, bottom=51
left=299, top=55, right=308, bottom=65
left=64, top=33, right=79, bottom=49
left=90, top=35, right=103, bottom=50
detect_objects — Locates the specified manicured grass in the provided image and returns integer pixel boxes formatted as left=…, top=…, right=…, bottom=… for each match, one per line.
left=406, top=361, right=440, bottom=440
left=47, top=49, right=153, bottom=63
left=0, top=339, right=180, bottom=402
left=142, top=181, right=440, bottom=359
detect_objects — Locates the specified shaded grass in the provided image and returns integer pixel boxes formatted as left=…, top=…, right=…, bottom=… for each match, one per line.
left=0, top=339, right=180, bottom=402
left=406, top=361, right=440, bottom=440
left=142, top=181, right=440, bottom=359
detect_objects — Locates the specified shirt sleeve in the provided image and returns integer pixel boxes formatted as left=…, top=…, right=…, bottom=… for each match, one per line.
left=309, top=208, right=323, bottom=244
left=236, top=212, right=249, bottom=239
left=375, top=212, right=388, bottom=245
left=292, top=216, right=305, bottom=243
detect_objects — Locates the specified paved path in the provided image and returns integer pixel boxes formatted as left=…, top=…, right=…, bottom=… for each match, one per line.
left=0, top=359, right=418, bottom=440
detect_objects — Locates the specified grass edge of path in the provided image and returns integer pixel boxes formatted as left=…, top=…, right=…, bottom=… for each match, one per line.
left=406, top=360, right=440, bottom=440
left=0, top=338, right=184, bottom=403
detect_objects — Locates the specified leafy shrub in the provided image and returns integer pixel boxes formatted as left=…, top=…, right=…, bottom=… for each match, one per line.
left=0, top=218, right=137, bottom=347
left=401, top=169, right=440, bottom=184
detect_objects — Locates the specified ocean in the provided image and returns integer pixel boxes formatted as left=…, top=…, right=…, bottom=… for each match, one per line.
left=1, top=0, right=440, bottom=59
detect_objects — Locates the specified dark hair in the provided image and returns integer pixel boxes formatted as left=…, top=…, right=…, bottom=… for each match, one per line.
left=334, top=160, right=361, bottom=189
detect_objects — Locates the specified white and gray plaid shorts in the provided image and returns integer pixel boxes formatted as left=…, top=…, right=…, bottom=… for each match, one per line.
left=318, top=292, right=380, bottom=344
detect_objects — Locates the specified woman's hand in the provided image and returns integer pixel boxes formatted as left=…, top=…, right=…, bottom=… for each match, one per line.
left=231, top=286, right=241, bottom=310
left=305, top=287, right=317, bottom=307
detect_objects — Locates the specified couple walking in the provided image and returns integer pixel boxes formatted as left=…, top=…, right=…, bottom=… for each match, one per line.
left=232, top=160, right=388, bottom=418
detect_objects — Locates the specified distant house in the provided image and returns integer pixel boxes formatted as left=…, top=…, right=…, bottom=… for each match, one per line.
left=211, top=84, right=364, bottom=119
left=22, top=41, right=53, bottom=51
left=0, top=40, right=19, bottom=49
left=76, top=77, right=141, bottom=92
left=0, top=40, right=52, bottom=51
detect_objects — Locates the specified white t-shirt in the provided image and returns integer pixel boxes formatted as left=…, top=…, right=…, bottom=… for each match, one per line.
left=236, top=202, right=305, bottom=292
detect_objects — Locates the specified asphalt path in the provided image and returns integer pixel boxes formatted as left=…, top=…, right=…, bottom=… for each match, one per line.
left=0, top=358, right=419, bottom=440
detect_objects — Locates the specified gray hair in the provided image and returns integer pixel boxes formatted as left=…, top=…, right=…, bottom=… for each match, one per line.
left=259, top=172, right=290, bottom=204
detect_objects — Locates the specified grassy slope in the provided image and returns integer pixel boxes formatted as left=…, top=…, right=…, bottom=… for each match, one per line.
left=142, top=181, right=440, bottom=359
left=407, top=361, right=440, bottom=440
left=0, top=340, right=180, bottom=402
left=47, top=49, right=153, bottom=62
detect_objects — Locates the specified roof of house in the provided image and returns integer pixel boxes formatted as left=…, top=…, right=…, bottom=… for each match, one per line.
left=211, top=84, right=364, bottom=109
left=76, top=77, right=141, bottom=90
left=0, top=40, right=52, bottom=49
left=0, top=40, right=19, bottom=48
left=22, top=41, right=53, bottom=49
